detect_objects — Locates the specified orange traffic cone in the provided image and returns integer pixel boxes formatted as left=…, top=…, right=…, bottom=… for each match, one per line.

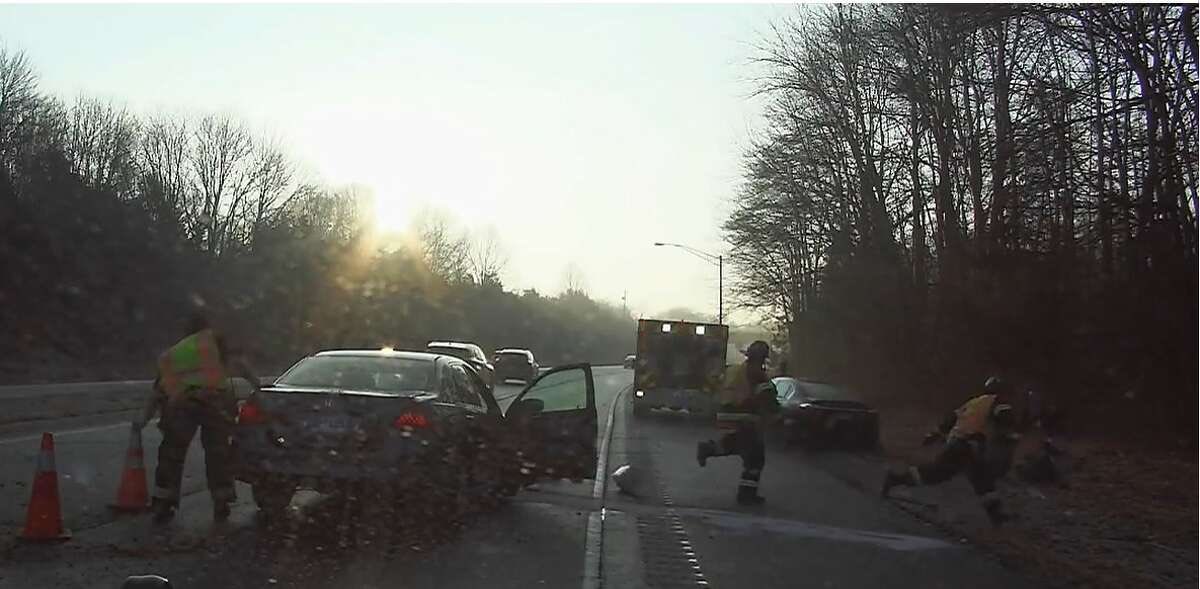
left=20, top=432, right=71, bottom=541
left=110, top=426, right=149, bottom=512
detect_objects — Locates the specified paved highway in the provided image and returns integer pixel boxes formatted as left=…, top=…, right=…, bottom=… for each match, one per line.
left=0, top=366, right=1036, bottom=588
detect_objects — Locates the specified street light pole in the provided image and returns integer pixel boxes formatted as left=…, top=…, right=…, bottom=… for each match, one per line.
left=653, top=241, right=724, bottom=325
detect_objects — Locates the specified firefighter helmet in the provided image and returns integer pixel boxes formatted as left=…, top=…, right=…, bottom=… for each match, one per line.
left=745, top=340, right=770, bottom=360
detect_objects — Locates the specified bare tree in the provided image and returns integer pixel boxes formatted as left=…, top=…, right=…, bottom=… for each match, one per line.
left=63, top=95, right=138, bottom=197
left=0, top=47, right=39, bottom=191
left=413, top=208, right=471, bottom=282
left=138, top=113, right=194, bottom=232
left=190, top=113, right=254, bottom=253
left=562, top=262, right=587, bottom=295
left=241, top=137, right=295, bottom=244
left=468, top=226, right=508, bottom=287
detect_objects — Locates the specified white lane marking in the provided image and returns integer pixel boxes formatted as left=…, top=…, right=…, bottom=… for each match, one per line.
left=580, top=510, right=604, bottom=589
left=0, top=421, right=131, bottom=445
left=581, top=381, right=629, bottom=589
left=592, top=384, right=628, bottom=499
left=674, top=506, right=955, bottom=551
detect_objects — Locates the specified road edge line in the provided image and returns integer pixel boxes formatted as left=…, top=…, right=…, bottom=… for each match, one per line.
left=593, top=383, right=629, bottom=499
left=582, top=382, right=630, bottom=589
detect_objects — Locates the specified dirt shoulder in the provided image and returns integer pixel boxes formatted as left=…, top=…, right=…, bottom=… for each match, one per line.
left=865, top=405, right=1198, bottom=589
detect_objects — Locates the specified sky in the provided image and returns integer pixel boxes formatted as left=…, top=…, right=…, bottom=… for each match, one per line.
left=0, top=3, right=788, bottom=321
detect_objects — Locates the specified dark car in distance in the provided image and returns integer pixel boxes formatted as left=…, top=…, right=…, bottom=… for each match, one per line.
left=494, top=348, right=539, bottom=383
left=772, top=377, right=879, bottom=450
left=232, top=350, right=598, bottom=516
left=427, top=341, right=495, bottom=388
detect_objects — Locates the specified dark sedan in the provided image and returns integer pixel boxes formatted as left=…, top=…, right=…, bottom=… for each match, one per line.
left=772, top=377, right=879, bottom=449
left=233, top=349, right=598, bottom=516
left=493, top=348, right=539, bottom=383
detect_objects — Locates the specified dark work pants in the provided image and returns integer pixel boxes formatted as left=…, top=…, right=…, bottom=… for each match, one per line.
left=913, top=436, right=996, bottom=497
left=712, top=422, right=766, bottom=492
left=154, top=391, right=236, bottom=506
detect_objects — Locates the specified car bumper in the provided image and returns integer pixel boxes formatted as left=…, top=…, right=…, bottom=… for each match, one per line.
left=232, top=433, right=438, bottom=484
left=632, top=389, right=715, bottom=414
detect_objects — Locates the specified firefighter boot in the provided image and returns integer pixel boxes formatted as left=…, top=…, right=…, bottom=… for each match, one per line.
left=151, top=498, right=176, bottom=524
left=696, top=441, right=715, bottom=467
left=881, top=468, right=916, bottom=498
left=983, top=498, right=1011, bottom=526
left=736, top=484, right=765, bottom=506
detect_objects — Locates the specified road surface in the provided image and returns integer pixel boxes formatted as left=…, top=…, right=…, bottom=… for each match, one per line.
left=0, top=366, right=1037, bottom=588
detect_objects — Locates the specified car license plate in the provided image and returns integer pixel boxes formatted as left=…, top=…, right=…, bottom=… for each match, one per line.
left=308, top=416, right=353, bottom=433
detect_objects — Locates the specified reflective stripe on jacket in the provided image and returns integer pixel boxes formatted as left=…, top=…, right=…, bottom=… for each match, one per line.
left=158, top=329, right=229, bottom=400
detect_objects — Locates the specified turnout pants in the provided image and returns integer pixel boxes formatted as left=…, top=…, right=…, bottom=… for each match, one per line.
left=910, top=436, right=997, bottom=504
left=713, top=422, right=766, bottom=496
left=154, top=390, right=237, bottom=506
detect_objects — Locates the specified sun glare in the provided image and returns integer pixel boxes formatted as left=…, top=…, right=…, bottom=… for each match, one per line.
left=373, top=194, right=410, bottom=235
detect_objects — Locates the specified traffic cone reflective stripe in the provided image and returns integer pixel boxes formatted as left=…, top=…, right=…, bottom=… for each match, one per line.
left=20, top=433, right=71, bottom=541
left=110, top=427, right=149, bottom=512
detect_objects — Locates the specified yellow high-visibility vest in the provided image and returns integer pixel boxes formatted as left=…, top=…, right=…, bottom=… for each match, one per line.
left=157, top=329, right=229, bottom=400
left=949, top=394, right=997, bottom=439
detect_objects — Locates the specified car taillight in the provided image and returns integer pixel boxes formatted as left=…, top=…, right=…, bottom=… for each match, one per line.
left=393, top=410, right=430, bottom=429
left=238, top=401, right=267, bottom=425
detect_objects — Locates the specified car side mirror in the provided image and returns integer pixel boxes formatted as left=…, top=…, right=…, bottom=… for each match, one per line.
left=508, top=398, right=545, bottom=420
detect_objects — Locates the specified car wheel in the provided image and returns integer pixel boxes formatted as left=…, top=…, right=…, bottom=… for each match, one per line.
left=252, top=478, right=296, bottom=518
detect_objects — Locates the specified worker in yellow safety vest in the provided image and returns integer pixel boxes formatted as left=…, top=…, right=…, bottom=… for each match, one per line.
left=135, top=310, right=261, bottom=523
left=695, top=340, right=779, bottom=506
left=881, top=376, right=1018, bottom=525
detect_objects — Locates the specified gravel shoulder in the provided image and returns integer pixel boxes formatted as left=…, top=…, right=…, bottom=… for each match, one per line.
left=810, top=406, right=1198, bottom=589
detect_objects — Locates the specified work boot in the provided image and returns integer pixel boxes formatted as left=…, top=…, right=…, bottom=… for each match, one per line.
left=696, top=441, right=714, bottom=467
left=213, top=501, right=232, bottom=523
left=983, top=501, right=1011, bottom=526
left=151, top=498, right=176, bottom=524
left=736, top=486, right=765, bottom=506
left=880, top=468, right=914, bottom=498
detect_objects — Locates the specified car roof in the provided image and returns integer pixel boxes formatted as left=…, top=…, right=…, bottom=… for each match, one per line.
left=495, top=348, right=530, bottom=354
left=314, top=349, right=443, bottom=362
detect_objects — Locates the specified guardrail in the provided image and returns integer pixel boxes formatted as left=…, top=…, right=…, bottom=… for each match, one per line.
left=0, top=365, right=628, bottom=426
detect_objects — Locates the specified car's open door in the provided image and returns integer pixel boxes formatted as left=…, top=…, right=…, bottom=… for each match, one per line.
left=505, top=363, right=597, bottom=481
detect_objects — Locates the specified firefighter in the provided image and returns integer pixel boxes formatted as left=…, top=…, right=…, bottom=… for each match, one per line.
left=695, top=340, right=778, bottom=506
left=880, top=376, right=1018, bottom=525
left=134, top=310, right=261, bottom=523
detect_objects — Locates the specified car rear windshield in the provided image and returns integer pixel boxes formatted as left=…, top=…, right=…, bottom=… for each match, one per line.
left=276, top=356, right=435, bottom=394
left=496, top=352, right=529, bottom=364
left=428, top=346, right=473, bottom=361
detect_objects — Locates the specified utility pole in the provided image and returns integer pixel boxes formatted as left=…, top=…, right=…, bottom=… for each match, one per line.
left=653, top=242, right=724, bottom=324
left=622, top=290, right=628, bottom=316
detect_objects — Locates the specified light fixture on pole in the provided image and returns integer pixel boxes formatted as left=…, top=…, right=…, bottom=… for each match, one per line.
left=653, top=242, right=723, bottom=324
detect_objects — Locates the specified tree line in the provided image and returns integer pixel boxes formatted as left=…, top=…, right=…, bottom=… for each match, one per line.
left=0, top=44, right=633, bottom=382
left=726, top=4, right=1197, bottom=433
